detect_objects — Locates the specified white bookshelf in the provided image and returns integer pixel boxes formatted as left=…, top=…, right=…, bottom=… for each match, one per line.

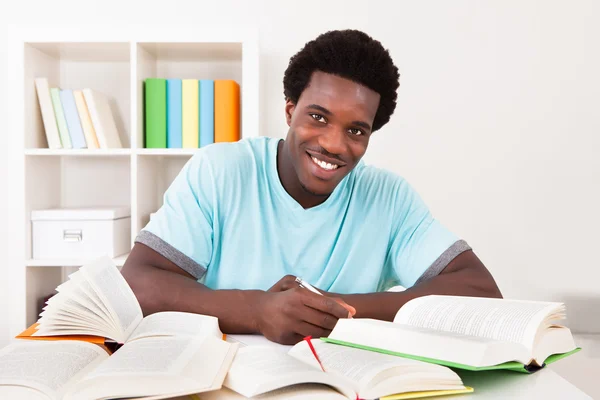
left=6, top=25, right=259, bottom=338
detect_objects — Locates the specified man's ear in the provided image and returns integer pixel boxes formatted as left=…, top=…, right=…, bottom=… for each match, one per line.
left=285, top=98, right=296, bottom=127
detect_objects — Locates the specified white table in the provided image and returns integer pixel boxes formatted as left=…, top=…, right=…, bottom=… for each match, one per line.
left=439, top=369, right=591, bottom=399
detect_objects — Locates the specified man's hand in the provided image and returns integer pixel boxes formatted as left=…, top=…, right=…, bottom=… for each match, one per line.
left=268, top=275, right=356, bottom=316
left=254, top=283, right=354, bottom=345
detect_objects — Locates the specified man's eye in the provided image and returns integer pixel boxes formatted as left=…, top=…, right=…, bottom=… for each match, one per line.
left=310, top=113, right=327, bottom=123
left=348, top=128, right=364, bottom=136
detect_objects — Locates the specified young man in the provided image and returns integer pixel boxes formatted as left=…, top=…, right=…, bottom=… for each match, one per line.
left=122, top=29, right=502, bottom=345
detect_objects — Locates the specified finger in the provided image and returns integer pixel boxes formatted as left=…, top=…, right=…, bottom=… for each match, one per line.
left=294, top=321, right=332, bottom=339
left=301, top=291, right=350, bottom=319
left=268, top=275, right=298, bottom=292
left=295, top=303, right=339, bottom=330
left=333, top=298, right=356, bottom=316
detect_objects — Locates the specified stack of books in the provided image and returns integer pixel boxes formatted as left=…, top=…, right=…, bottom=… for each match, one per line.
left=34, top=78, right=123, bottom=149
left=144, top=78, right=240, bottom=149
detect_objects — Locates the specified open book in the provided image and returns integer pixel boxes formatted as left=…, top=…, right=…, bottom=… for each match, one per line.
left=198, top=339, right=473, bottom=400
left=325, top=295, right=580, bottom=372
left=2, top=256, right=238, bottom=400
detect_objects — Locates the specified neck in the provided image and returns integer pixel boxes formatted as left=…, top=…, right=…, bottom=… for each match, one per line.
left=276, top=139, right=329, bottom=209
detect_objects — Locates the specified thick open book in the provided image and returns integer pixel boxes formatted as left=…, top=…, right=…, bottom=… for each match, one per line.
left=325, top=295, right=580, bottom=372
left=199, top=338, right=472, bottom=400
left=2, top=256, right=238, bottom=400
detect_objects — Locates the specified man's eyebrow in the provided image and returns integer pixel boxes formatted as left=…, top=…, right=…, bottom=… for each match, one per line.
left=306, top=104, right=332, bottom=115
left=352, top=120, right=372, bottom=131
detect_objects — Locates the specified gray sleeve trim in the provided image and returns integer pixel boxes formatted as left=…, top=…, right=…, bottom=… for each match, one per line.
left=414, top=240, right=472, bottom=285
left=135, top=230, right=207, bottom=280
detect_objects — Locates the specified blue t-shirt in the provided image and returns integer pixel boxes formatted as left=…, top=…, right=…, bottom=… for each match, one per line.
left=136, top=137, right=468, bottom=293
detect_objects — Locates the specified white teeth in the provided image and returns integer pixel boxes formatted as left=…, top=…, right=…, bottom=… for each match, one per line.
left=311, top=156, right=339, bottom=171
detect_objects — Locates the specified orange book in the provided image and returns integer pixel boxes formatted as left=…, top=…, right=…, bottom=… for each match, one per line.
left=16, top=322, right=106, bottom=345
left=214, top=80, right=240, bottom=142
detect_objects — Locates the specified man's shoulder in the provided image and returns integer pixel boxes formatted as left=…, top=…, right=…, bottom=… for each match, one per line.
left=352, top=162, right=411, bottom=196
left=193, top=136, right=271, bottom=164
left=187, top=137, right=273, bottom=177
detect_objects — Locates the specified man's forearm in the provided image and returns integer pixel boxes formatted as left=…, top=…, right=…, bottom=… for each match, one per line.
left=336, top=250, right=502, bottom=321
left=122, top=262, right=263, bottom=334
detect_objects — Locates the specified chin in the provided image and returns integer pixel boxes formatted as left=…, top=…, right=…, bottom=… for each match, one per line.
left=299, top=177, right=337, bottom=197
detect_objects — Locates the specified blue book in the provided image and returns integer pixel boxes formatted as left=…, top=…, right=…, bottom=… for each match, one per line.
left=199, top=80, right=214, bottom=147
left=167, top=79, right=182, bottom=148
left=59, top=89, right=87, bottom=149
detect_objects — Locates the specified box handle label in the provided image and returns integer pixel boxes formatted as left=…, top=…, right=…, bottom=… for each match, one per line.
left=63, top=229, right=83, bottom=242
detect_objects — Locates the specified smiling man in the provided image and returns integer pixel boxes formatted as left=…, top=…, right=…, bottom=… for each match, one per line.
left=121, top=29, right=502, bottom=345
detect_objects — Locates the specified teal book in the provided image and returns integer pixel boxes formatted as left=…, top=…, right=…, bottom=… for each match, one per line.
left=324, top=295, right=581, bottom=373
left=145, top=78, right=167, bottom=148
left=49, top=88, right=72, bottom=149
left=199, top=80, right=214, bottom=147
left=166, top=79, right=182, bottom=148
left=59, top=89, right=87, bottom=149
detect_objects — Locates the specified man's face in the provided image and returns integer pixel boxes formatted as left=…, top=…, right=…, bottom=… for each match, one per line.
left=285, top=71, right=381, bottom=196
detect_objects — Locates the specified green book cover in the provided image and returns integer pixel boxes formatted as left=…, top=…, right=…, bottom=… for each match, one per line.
left=49, top=88, right=72, bottom=149
left=144, top=78, right=167, bottom=148
left=321, top=338, right=581, bottom=373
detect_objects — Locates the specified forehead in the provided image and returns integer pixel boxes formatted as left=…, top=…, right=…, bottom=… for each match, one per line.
left=298, top=71, right=380, bottom=119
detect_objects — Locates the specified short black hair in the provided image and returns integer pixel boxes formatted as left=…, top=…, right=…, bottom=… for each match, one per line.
left=283, top=29, right=400, bottom=132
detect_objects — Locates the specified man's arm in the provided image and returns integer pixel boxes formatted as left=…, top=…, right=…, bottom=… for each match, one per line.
left=270, top=249, right=501, bottom=322
left=121, top=242, right=262, bottom=333
left=120, top=242, right=353, bottom=344
left=337, top=250, right=502, bottom=321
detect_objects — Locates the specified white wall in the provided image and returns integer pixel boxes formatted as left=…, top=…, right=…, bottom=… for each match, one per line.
left=0, top=0, right=599, bottom=347
left=0, top=17, right=9, bottom=346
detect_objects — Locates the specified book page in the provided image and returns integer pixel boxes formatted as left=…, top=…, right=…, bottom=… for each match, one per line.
left=128, top=312, right=222, bottom=342
left=395, top=295, right=562, bottom=349
left=200, top=385, right=348, bottom=400
left=66, top=268, right=116, bottom=325
left=329, top=318, right=531, bottom=367
left=289, top=340, right=461, bottom=397
left=0, top=385, right=50, bottom=400
left=225, top=334, right=293, bottom=352
left=84, top=336, right=198, bottom=378
left=0, top=340, right=108, bottom=400
left=40, top=296, right=109, bottom=329
left=80, top=257, right=143, bottom=342
left=223, top=346, right=355, bottom=399
left=65, top=336, right=236, bottom=400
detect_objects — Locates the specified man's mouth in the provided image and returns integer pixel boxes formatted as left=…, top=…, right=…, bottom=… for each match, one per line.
left=310, top=155, right=340, bottom=171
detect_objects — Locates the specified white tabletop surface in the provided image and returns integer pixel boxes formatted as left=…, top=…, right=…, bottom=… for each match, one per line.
left=438, top=368, right=591, bottom=399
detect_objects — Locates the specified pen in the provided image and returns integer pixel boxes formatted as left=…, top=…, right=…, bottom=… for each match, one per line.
left=294, top=277, right=323, bottom=296
left=295, top=277, right=354, bottom=319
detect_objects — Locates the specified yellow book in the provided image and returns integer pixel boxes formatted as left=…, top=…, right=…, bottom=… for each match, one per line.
left=73, top=90, right=100, bottom=149
left=182, top=79, right=199, bottom=148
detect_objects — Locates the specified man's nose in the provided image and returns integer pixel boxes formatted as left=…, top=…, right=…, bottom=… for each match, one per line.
left=318, top=127, right=346, bottom=157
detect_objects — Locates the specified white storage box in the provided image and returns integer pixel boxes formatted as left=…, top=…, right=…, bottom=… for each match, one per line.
left=31, top=207, right=131, bottom=259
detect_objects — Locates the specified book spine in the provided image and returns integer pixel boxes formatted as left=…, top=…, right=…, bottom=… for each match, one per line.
left=214, top=80, right=240, bottom=143
left=166, top=79, right=183, bottom=148
left=144, top=78, right=167, bottom=148
left=59, top=89, right=87, bottom=149
left=199, top=80, right=214, bottom=147
left=49, top=88, right=72, bottom=149
left=182, top=79, right=199, bottom=148
left=34, top=78, right=62, bottom=149
left=82, top=89, right=123, bottom=149
left=73, top=90, right=100, bottom=149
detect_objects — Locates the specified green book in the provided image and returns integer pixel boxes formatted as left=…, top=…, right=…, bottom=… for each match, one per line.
left=49, top=88, right=72, bottom=149
left=144, top=78, right=167, bottom=148
left=324, top=295, right=581, bottom=373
